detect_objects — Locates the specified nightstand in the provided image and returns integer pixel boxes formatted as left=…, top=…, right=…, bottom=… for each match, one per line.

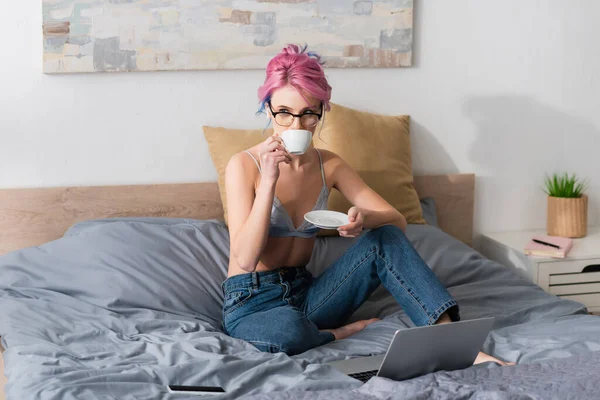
left=478, top=227, right=600, bottom=314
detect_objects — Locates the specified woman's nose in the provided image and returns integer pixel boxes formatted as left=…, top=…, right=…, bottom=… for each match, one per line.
left=290, top=117, right=302, bottom=129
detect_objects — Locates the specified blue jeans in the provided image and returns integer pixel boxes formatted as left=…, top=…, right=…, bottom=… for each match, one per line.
left=221, top=225, right=460, bottom=355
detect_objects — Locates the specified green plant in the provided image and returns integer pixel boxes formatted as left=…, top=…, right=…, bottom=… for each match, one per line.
left=543, top=173, right=587, bottom=198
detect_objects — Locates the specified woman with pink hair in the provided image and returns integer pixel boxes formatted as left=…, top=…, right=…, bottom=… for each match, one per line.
left=222, top=44, right=511, bottom=366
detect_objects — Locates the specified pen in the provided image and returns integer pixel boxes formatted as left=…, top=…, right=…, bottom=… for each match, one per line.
left=532, top=238, right=560, bottom=249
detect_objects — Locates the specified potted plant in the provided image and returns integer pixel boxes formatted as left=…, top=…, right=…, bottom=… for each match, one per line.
left=544, top=173, right=588, bottom=238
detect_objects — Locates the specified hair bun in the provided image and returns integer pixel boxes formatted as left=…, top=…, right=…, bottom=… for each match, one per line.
left=257, top=43, right=332, bottom=114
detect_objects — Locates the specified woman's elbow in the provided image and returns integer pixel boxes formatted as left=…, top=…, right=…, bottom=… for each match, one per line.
left=237, top=259, right=257, bottom=272
left=231, top=247, right=257, bottom=272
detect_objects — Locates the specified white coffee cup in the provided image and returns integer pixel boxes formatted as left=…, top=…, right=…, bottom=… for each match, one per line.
left=281, top=129, right=312, bottom=155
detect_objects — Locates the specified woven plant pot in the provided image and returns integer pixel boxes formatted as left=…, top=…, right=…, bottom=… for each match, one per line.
left=547, top=195, right=588, bottom=238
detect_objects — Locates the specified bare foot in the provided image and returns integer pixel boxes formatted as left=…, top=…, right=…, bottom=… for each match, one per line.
left=322, top=318, right=380, bottom=340
left=474, top=351, right=516, bottom=366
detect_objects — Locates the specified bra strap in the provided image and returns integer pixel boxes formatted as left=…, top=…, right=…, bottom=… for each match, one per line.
left=315, top=148, right=326, bottom=186
left=244, top=150, right=262, bottom=174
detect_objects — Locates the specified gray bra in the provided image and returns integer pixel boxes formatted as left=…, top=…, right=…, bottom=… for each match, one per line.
left=244, top=148, right=329, bottom=238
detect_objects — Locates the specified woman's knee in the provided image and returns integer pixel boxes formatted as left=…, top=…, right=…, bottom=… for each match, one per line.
left=364, top=224, right=407, bottom=246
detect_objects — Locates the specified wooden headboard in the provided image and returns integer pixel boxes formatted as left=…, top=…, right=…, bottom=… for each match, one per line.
left=0, top=174, right=474, bottom=255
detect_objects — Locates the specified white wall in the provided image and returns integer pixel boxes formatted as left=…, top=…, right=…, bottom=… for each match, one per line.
left=1, top=0, right=599, bottom=235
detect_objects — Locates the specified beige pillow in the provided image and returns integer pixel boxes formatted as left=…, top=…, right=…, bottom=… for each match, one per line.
left=203, top=102, right=425, bottom=227
left=314, top=103, right=425, bottom=225
left=203, top=126, right=269, bottom=223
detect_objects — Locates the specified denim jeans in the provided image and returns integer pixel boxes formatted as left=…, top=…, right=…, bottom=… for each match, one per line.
left=221, top=225, right=460, bottom=356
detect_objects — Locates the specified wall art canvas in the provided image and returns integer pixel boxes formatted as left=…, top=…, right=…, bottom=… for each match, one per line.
left=43, top=0, right=413, bottom=73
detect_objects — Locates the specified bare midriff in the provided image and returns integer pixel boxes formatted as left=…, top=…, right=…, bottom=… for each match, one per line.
left=227, top=236, right=316, bottom=277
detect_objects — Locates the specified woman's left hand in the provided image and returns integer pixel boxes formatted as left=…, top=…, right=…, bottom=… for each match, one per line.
left=338, top=206, right=364, bottom=238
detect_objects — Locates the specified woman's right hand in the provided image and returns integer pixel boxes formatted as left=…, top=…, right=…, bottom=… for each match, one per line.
left=258, top=134, right=291, bottom=182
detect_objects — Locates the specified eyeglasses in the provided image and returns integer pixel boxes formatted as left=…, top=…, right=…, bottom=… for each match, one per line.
left=268, top=102, right=323, bottom=128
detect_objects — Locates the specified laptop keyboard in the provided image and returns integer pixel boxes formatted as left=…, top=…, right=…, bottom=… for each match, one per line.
left=348, top=369, right=378, bottom=383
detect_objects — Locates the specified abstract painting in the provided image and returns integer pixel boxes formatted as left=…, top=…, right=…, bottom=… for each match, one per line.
left=43, top=0, right=413, bottom=74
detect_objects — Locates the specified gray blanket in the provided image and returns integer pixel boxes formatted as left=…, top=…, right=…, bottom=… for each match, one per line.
left=242, top=351, right=600, bottom=400
left=1, top=218, right=599, bottom=400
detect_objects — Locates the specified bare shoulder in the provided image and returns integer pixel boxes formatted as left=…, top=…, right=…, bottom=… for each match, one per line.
left=316, top=149, right=352, bottom=173
left=316, top=148, right=345, bottom=167
left=316, top=149, right=357, bottom=189
left=225, top=150, right=260, bottom=185
left=227, top=146, right=258, bottom=169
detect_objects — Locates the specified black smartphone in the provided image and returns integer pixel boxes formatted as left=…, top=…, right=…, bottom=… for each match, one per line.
left=167, top=385, right=225, bottom=394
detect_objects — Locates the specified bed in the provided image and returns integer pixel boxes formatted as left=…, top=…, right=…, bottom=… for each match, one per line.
left=1, top=174, right=599, bottom=400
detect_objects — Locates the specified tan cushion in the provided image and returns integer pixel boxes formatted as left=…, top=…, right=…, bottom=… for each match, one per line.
left=203, top=126, right=269, bottom=223
left=314, top=103, right=425, bottom=225
left=203, top=102, right=425, bottom=227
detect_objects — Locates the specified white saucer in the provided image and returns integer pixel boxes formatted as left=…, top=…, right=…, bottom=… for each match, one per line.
left=304, top=210, right=350, bottom=229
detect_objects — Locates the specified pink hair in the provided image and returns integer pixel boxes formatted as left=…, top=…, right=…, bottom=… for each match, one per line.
left=257, top=44, right=332, bottom=113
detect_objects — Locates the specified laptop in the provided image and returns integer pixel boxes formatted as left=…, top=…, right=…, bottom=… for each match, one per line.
left=324, top=317, right=495, bottom=383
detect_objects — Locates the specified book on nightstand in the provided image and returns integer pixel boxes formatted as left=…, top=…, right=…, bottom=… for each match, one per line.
left=524, top=235, right=573, bottom=258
